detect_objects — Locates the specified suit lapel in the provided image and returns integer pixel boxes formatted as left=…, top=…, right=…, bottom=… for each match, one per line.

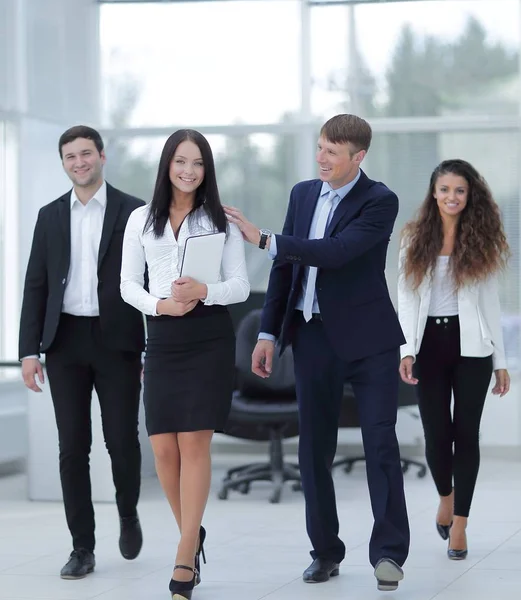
left=98, top=183, right=122, bottom=270
left=57, top=193, right=72, bottom=267
left=326, top=170, right=370, bottom=237
left=296, top=180, right=322, bottom=238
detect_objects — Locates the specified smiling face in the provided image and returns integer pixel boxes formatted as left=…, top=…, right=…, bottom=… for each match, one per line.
left=433, top=172, right=469, bottom=220
left=61, top=138, right=105, bottom=188
left=315, top=135, right=365, bottom=189
left=169, top=139, right=205, bottom=194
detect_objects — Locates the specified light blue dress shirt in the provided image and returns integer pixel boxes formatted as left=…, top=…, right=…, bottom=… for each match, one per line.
left=259, top=170, right=361, bottom=342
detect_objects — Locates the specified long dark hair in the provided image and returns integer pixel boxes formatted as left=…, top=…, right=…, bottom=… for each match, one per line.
left=144, top=129, right=227, bottom=237
left=402, top=159, right=510, bottom=290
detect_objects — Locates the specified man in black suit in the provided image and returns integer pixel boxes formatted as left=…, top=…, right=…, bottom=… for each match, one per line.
left=225, top=114, right=410, bottom=592
left=19, top=126, right=146, bottom=579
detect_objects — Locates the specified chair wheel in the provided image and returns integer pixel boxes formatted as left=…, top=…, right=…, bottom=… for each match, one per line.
left=343, top=463, right=353, bottom=473
left=269, top=489, right=282, bottom=504
left=401, top=463, right=409, bottom=474
left=238, top=483, right=250, bottom=494
left=292, top=482, right=302, bottom=492
left=217, top=488, right=228, bottom=500
left=418, top=466, right=427, bottom=478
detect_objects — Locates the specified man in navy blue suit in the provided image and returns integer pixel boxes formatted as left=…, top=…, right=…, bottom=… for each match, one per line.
left=224, top=114, right=410, bottom=591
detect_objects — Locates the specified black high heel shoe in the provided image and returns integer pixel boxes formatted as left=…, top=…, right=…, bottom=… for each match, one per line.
left=194, top=526, right=207, bottom=586
left=436, top=521, right=452, bottom=541
left=447, top=532, right=468, bottom=560
left=169, top=565, right=197, bottom=600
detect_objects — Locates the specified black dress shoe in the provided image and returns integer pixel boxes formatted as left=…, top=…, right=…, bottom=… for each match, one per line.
left=119, top=515, right=143, bottom=560
left=60, top=549, right=95, bottom=580
left=302, top=558, right=340, bottom=583
left=436, top=521, right=452, bottom=541
left=374, top=558, right=404, bottom=591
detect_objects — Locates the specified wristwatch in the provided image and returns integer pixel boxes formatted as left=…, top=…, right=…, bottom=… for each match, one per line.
left=259, top=228, right=272, bottom=250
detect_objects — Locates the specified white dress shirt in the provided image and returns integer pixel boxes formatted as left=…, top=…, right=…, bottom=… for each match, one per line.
left=121, top=205, right=250, bottom=315
left=62, top=182, right=107, bottom=316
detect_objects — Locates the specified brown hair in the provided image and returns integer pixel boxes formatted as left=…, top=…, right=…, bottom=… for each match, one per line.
left=402, top=159, right=510, bottom=290
left=59, top=125, right=104, bottom=158
left=320, top=114, right=372, bottom=152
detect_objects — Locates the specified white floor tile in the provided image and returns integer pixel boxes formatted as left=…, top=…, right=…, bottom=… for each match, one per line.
left=1, top=457, right=521, bottom=599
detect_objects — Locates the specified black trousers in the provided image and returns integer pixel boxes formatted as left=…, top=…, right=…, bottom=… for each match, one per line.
left=415, top=316, right=493, bottom=517
left=292, top=314, right=410, bottom=567
left=45, top=314, right=142, bottom=552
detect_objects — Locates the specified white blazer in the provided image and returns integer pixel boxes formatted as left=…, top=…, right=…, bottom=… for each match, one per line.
left=397, top=246, right=506, bottom=370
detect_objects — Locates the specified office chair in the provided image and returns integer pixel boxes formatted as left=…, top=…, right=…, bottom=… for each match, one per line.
left=217, top=309, right=301, bottom=504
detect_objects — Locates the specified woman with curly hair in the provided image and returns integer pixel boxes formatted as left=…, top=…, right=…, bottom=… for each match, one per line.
left=397, top=159, right=510, bottom=560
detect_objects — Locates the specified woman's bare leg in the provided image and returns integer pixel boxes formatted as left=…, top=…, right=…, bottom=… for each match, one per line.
left=149, top=433, right=182, bottom=530
left=173, top=430, right=213, bottom=581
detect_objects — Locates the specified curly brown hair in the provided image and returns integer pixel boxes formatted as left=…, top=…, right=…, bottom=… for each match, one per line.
left=402, top=159, right=510, bottom=290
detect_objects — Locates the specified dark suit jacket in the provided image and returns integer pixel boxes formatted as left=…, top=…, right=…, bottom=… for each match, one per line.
left=19, top=182, right=146, bottom=359
left=260, top=171, right=405, bottom=363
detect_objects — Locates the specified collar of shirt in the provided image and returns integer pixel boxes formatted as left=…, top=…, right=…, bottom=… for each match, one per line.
left=70, top=180, right=107, bottom=210
left=319, top=168, right=361, bottom=201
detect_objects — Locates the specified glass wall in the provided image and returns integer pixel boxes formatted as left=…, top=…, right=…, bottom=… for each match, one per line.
left=0, top=0, right=519, bottom=365
left=310, top=0, right=520, bottom=119
left=100, top=0, right=301, bottom=128
left=0, top=0, right=496, bottom=373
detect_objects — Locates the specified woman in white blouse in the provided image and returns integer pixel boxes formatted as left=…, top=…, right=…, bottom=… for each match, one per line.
left=397, top=159, right=510, bottom=561
left=121, top=129, right=250, bottom=600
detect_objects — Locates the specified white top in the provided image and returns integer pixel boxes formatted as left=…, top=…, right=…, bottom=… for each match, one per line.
left=120, top=204, right=250, bottom=315
left=63, top=181, right=107, bottom=316
left=427, top=256, right=459, bottom=317
left=397, top=244, right=507, bottom=369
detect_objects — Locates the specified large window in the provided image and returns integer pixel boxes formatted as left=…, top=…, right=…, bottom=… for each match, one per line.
left=100, top=0, right=301, bottom=128
left=99, top=0, right=521, bottom=370
left=310, top=0, right=520, bottom=119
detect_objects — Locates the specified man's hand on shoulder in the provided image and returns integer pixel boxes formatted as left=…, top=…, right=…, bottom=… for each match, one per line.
left=222, top=206, right=265, bottom=247
left=22, top=358, right=45, bottom=393
left=252, top=339, right=275, bottom=378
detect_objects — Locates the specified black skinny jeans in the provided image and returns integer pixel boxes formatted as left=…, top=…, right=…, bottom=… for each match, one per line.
left=414, top=315, right=493, bottom=517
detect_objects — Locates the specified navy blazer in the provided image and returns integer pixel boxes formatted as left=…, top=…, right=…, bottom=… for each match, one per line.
left=260, top=170, right=405, bottom=363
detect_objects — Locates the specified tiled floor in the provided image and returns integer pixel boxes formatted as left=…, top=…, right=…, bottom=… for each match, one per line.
left=1, top=454, right=521, bottom=599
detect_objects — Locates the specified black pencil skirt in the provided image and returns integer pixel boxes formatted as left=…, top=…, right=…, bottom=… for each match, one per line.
left=143, top=304, right=235, bottom=435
